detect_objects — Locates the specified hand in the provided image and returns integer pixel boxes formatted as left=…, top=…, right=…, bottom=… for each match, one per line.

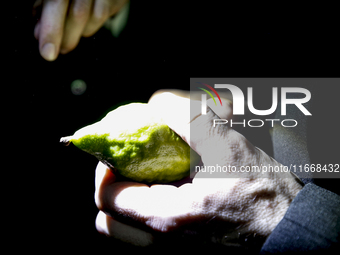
left=94, top=90, right=303, bottom=248
left=33, top=0, right=129, bottom=61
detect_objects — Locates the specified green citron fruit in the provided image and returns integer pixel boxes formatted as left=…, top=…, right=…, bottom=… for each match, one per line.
left=61, top=103, right=195, bottom=183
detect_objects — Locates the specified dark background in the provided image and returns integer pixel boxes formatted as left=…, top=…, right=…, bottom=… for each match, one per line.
left=11, top=1, right=340, bottom=253
left=14, top=1, right=187, bottom=253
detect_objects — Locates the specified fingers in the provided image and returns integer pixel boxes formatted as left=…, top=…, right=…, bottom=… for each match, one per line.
left=148, top=89, right=233, bottom=120
left=148, top=91, right=193, bottom=146
left=148, top=91, right=258, bottom=172
left=94, top=162, right=197, bottom=232
left=94, top=162, right=116, bottom=209
left=96, top=211, right=154, bottom=246
left=82, top=0, right=109, bottom=37
left=38, top=0, right=69, bottom=61
left=206, top=97, right=233, bottom=120
left=148, top=91, right=234, bottom=153
left=100, top=182, right=192, bottom=232
left=148, top=91, right=233, bottom=142
left=37, top=0, right=93, bottom=58
left=35, top=0, right=129, bottom=60
left=82, top=0, right=127, bottom=37
left=60, top=0, right=93, bottom=54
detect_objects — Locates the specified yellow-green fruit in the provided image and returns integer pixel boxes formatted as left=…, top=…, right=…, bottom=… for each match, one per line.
left=61, top=103, right=195, bottom=183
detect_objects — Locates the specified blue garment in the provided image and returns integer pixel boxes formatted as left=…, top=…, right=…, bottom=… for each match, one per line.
left=261, top=183, right=340, bottom=253
left=260, top=83, right=340, bottom=253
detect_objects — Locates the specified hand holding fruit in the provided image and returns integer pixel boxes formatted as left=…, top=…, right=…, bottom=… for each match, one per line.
left=62, top=90, right=303, bottom=248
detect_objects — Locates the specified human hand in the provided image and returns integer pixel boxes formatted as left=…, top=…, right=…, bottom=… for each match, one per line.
left=33, top=0, right=129, bottom=61
left=94, top=90, right=303, bottom=249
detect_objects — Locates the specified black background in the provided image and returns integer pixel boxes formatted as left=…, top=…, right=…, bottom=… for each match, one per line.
left=11, top=1, right=340, bottom=253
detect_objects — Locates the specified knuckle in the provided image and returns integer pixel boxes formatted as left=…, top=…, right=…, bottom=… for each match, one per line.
left=71, top=1, right=91, bottom=21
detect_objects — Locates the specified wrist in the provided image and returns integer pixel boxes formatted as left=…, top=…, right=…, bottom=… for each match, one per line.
left=252, top=176, right=303, bottom=236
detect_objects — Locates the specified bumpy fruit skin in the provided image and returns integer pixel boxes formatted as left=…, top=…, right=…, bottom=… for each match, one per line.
left=67, top=103, right=194, bottom=183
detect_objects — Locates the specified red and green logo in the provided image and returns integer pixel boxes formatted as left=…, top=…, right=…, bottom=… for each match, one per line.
left=197, top=82, right=223, bottom=106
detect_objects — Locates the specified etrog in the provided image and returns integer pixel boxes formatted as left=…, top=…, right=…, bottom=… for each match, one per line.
left=61, top=103, right=194, bottom=183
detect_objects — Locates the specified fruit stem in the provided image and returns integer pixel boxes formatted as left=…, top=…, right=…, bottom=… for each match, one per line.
left=60, top=136, right=73, bottom=146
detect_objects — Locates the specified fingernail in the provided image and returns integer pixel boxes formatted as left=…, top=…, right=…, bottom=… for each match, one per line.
left=41, top=43, right=56, bottom=61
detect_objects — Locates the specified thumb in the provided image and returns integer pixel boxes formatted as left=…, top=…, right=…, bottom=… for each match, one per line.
left=148, top=91, right=200, bottom=147
left=148, top=91, right=245, bottom=167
